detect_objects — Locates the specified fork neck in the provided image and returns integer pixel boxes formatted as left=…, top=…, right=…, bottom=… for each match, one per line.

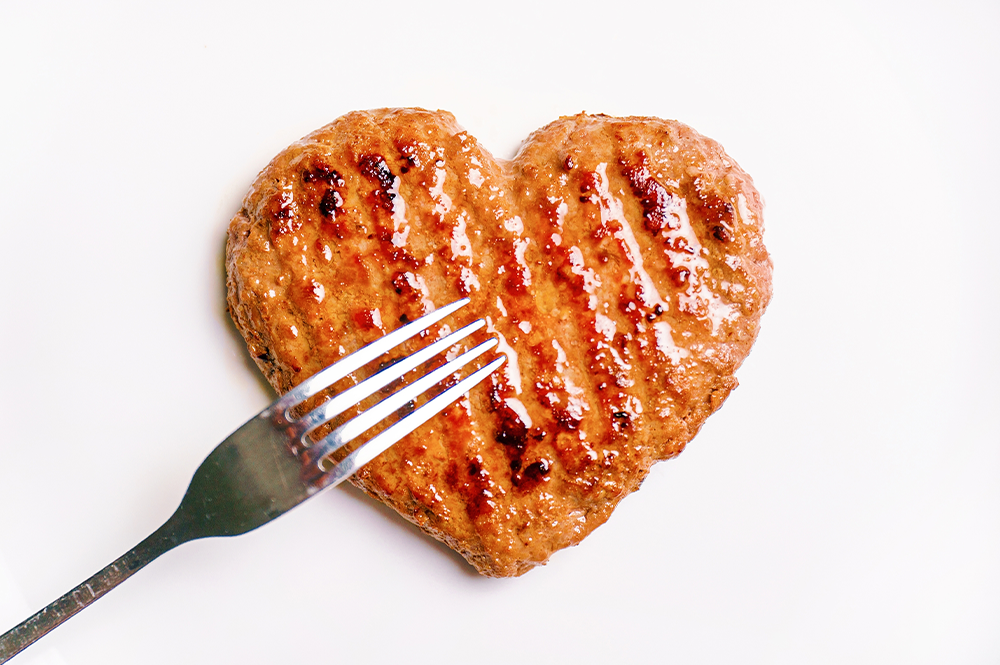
left=0, top=510, right=196, bottom=662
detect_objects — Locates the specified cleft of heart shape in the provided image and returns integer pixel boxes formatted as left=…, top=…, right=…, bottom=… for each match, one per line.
left=226, top=108, right=772, bottom=577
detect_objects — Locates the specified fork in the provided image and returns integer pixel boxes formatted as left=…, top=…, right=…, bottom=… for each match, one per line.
left=0, top=297, right=503, bottom=663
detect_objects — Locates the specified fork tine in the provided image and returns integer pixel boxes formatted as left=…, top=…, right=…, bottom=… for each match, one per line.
left=315, top=354, right=507, bottom=490
left=291, top=319, right=487, bottom=439
left=301, top=337, right=500, bottom=474
left=269, top=298, right=471, bottom=419
left=0, top=298, right=501, bottom=661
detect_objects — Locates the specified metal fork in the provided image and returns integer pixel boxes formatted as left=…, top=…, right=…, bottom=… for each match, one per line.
left=0, top=298, right=503, bottom=663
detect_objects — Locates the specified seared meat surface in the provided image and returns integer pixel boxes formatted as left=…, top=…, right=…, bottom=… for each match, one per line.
left=226, top=109, right=772, bottom=576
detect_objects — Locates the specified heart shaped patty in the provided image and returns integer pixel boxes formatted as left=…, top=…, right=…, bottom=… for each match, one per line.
left=226, top=108, right=772, bottom=576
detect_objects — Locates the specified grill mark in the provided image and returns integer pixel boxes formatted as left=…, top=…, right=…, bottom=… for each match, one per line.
left=267, top=188, right=300, bottom=239
left=525, top=174, right=640, bottom=473
left=574, top=168, right=648, bottom=392
left=443, top=454, right=494, bottom=520
left=620, top=155, right=683, bottom=236
left=689, top=176, right=735, bottom=230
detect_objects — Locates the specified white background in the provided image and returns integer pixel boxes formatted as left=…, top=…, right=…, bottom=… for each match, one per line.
left=1, top=1, right=998, bottom=663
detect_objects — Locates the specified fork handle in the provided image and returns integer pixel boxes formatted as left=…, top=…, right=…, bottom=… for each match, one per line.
left=0, top=515, right=189, bottom=663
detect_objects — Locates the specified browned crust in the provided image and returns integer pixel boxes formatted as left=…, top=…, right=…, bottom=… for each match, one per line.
left=226, top=108, right=771, bottom=576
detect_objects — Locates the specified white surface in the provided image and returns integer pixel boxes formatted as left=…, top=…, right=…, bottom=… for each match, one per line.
left=1, top=1, right=998, bottom=663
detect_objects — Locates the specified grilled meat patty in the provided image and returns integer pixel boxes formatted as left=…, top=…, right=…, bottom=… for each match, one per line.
left=226, top=108, right=772, bottom=576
